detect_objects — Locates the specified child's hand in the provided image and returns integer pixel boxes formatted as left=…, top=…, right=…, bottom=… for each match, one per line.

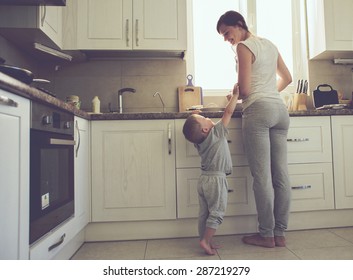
left=232, top=83, right=239, bottom=97
left=226, top=92, right=233, bottom=102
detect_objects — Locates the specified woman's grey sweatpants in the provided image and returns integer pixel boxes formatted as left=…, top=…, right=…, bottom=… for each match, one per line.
left=242, top=98, right=291, bottom=238
left=197, top=172, right=228, bottom=239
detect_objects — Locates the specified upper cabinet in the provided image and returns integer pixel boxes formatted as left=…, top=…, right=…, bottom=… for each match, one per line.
left=0, top=4, right=63, bottom=48
left=76, top=0, right=187, bottom=51
left=306, top=0, right=353, bottom=59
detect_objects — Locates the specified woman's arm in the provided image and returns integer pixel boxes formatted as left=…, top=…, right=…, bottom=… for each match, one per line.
left=276, top=53, right=292, bottom=92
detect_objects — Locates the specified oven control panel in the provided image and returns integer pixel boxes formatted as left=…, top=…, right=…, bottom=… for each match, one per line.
left=31, top=102, right=74, bottom=135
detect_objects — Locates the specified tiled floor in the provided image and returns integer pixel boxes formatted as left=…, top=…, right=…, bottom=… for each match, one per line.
left=71, top=227, right=353, bottom=260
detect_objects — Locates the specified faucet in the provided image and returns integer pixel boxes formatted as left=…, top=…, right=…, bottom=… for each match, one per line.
left=118, top=87, right=136, bottom=113
left=153, top=91, right=166, bottom=112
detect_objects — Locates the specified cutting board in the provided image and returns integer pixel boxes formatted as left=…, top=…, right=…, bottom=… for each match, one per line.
left=178, top=75, right=203, bottom=112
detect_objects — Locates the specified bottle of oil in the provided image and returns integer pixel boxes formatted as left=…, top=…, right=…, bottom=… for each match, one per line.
left=92, top=96, right=100, bottom=113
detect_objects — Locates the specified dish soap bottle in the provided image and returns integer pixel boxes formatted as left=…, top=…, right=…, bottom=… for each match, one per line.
left=92, top=96, right=100, bottom=113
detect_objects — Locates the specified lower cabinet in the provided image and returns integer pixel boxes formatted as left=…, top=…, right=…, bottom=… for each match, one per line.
left=29, top=217, right=78, bottom=260
left=289, top=163, right=334, bottom=212
left=331, top=116, right=353, bottom=209
left=176, top=167, right=256, bottom=218
left=175, top=116, right=335, bottom=219
left=91, top=120, right=176, bottom=221
left=0, top=90, right=30, bottom=260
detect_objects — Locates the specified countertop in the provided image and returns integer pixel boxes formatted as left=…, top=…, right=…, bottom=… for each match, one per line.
left=2, top=72, right=353, bottom=120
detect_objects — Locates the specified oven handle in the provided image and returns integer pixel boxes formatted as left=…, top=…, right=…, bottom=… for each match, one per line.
left=49, top=138, right=76, bottom=146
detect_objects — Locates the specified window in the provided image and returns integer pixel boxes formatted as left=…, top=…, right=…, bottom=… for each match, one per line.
left=188, top=0, right=307, bottom=95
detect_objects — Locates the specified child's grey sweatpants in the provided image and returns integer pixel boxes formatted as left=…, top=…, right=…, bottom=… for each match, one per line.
left=197, top=172, right=228, bottom=239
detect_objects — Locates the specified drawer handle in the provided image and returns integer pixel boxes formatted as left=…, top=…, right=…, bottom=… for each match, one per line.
left=48, top=234, right=66, bottom=251
left=287, top=138, right=309, bottom=142
left=291, top=185, right=311, bottom=190
left=227, top=140, right=232, bottom=143
left=228, top=189, right=234, bottom=193
left=0, top=95, right=18, bottom=107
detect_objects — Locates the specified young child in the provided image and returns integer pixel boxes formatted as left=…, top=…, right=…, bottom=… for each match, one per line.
left=182, top=84, right=239, bottom=255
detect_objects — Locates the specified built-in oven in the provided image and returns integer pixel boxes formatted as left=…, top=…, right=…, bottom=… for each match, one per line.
left=30, top=102, right=75, bottom=245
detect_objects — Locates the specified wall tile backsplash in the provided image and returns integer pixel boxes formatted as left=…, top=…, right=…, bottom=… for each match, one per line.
left=1, top=35, right=353, bottom=113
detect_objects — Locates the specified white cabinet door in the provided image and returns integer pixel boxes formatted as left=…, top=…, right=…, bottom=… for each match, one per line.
left=40, top=5, right=63, bottom=48
left=74, top=117, right=90, bottom=230
left=306, top=0, right=353, bottom=59
left=175, top=118, right=248, bottom=168
left=76, top=0, right=186, bottom=50
left=0, top=90, right=30, bottom=260
left=331, top=116, right=353, bottom=209
left=176, top=167, right=256, bottom=218
left=289, top=163, right=334, bottom=212
left=287, top=116, right=332, bottom=164
left=132, top=0, right=187, bottom=50
left=0, top=5, right=63, bottom=48
left=91, top=120, right=176, bottom=221
left=77, top=0, right=132, bottom=49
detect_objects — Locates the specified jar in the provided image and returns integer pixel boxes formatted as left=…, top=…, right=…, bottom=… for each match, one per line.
left=66, top=95, right=81, bottom=109
left=92, top=96, right=100, bottom=113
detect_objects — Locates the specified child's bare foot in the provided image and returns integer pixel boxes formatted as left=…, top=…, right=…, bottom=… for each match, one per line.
left=200, top=240, right=216, bottom=255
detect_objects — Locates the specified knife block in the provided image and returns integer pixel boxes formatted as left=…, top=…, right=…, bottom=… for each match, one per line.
left=298, top=94, right=307, bottom=111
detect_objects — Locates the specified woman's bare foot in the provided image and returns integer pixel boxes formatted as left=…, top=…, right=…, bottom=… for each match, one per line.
left=200, top=239, right=216, bottom=255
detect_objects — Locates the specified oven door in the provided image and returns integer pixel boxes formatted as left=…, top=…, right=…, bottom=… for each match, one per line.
left=30, top=129, right=75, bottom=244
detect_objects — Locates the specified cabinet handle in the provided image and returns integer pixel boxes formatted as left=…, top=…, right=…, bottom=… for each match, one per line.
left=49, top=138, right=76, bottom=146
left=227, top=140, right=232, bottom=143
left=0, top=95, right=18, bottom=107
left=126, top=19, right=129, bottom=47
left=228, top=189, right=234, bottom=193
left=135, top=19, right=139, bottom=47
left=75, top=120, right=81, bottom=158
left=291, top=185, right=311, bottom=190
left=287, top=138, right=309, bottom=142
left=41, top=4, right=47, bottom=27
left=168, top=123, right=172, bottom=155
left=48, top=234, right=66, bottom=251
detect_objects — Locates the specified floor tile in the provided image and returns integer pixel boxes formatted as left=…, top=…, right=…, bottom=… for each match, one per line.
left=284, top=229, right=353, bottom=250
left=212, top=235, right=285, bottom=255
left=328, top=227, right=353, bottom=244
left=145, top=237, right=220, bottom=260
left=220, top=250, right=300, bottom=260
left=291, top=246, right=353, bottom=260
left=71, top=240, right=147, bottom=260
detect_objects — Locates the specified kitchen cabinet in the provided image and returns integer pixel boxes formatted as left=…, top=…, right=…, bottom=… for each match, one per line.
left=0, top=4, right=63, bottom=48
left=0, top=90, right=30, bottom=260
left=331, top=116, right=353, bottom=209
left=76, top=0, right=187, bottom=51
left=286, top=116, right=334, bottom=212
left=175, top=118, right=256, bottom=218
left=175, top=116, right=334, bottom=219
left=91, top=120, right=176, bottom=222
left=74, top=117, right=90, bottom=232
left=306, top=0, right=353, bottom=59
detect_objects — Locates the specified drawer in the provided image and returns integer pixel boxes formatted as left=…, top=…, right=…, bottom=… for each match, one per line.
left=29, top=217, right=77, bottom=260
left=289, top=163, right=334, bottom=212
left=176, top=166, right=256, bottom=218
left=175, top=118, right=248, bottom=168
left=287, top=116, right=332, bottom=163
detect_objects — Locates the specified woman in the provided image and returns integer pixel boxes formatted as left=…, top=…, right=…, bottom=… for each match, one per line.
left=217, top=10, right=292, bottom=248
